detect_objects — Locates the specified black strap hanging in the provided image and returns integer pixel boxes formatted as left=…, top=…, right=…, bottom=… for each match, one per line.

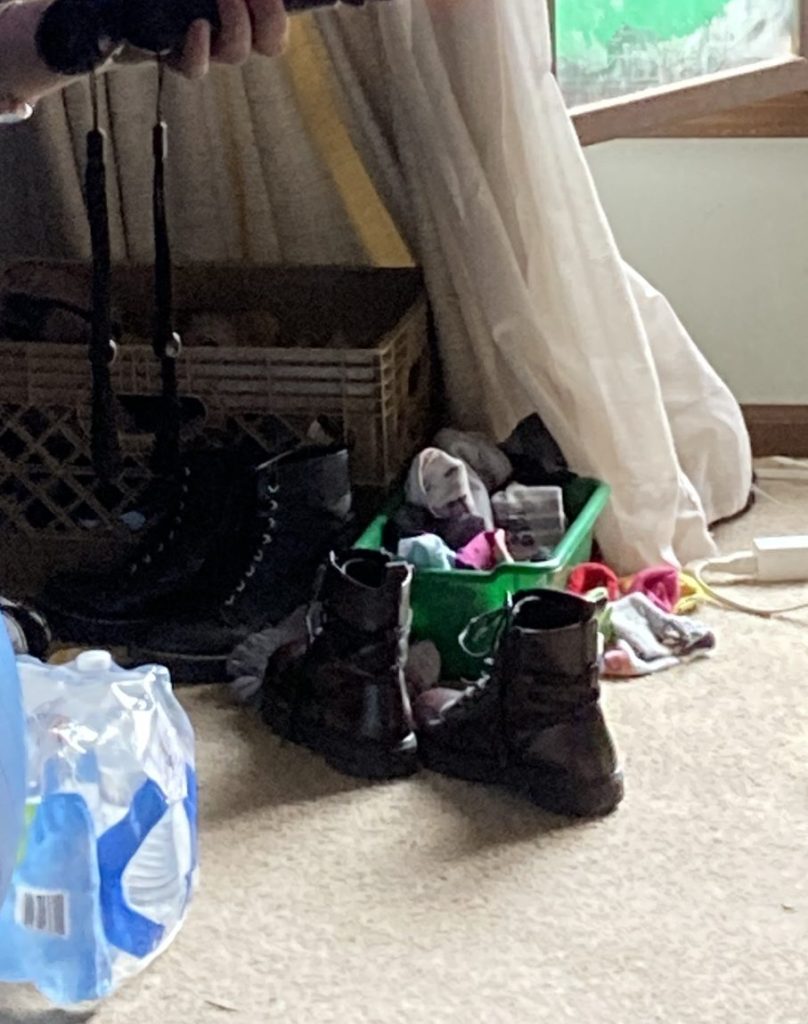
left=85, top=73, right=121, bottom=481
left=150, top=61, right=182, bottom=475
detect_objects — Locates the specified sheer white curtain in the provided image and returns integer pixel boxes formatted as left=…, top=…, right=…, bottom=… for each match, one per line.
left=317, top=0, right=752, bottom=571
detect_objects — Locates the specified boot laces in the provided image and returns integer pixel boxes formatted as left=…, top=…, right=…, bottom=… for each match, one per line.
left=458, top=603, right=512, bottom=662
left=129, top=464, right=192, bottom=575
left=224, top=484, right=279, bottom=606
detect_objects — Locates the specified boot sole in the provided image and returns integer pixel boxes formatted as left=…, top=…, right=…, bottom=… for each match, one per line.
left=264, top=698, right=419, bottom=781
left=419, top=740, right=624, bottom=818
left=126, top=647, right=230, bottom=684
left=39, top=605, right=154, bottom=647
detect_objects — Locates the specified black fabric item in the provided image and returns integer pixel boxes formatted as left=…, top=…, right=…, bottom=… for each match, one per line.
left=383, top=503, right=486, bottom=554
left=499, top=413, right=573, bottom=487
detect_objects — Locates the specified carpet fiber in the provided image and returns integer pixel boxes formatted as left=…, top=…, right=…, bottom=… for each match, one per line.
left=2, top=479, right=807, bottom=1024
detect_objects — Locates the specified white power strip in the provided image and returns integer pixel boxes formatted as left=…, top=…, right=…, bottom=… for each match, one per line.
left=753, top=535, right=808, bottom=582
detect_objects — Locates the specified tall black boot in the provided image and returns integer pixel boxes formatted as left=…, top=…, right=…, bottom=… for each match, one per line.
left=415, top=589, right=624, bottom=817
left=261, top=549, right=418, bottom=780
left=131, top=445, right=353, bottom=682
left=39, top=446, right=252, bottom=644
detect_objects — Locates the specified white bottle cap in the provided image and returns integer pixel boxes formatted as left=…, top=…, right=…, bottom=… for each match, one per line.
left=75, top=650, right=113, bottom=674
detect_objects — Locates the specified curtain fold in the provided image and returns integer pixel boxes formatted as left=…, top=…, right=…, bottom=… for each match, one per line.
left=316, top=0, right=752, bottom=571
left=0, top=21, right=398, bottom=265
left=0, top=0, right=753, bottom=571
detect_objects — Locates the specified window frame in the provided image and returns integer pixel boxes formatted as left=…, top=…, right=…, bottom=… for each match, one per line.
left=549, top=0, right=808, bottom=143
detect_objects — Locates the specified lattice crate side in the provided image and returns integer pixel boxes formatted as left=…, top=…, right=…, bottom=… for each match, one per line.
left=373, top=298, right=432, bottom=486
left=0, top=401, right=153, bottom=538
left=0, top=341, right=92, bottom=408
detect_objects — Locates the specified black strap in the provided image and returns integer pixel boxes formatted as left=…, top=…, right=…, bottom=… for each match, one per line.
left=150, top=62, right=182, bottom=475
left=85, top=73, right=121, bottom=481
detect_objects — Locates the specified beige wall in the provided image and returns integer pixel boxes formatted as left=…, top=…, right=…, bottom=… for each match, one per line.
left=586, top=139, right=808, bottom=404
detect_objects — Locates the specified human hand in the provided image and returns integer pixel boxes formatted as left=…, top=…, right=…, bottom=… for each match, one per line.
left=170, top=0, right=289, bottom=78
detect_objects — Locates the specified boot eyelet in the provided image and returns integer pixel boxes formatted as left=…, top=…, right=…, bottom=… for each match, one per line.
left=266, top=483, right=279, bottom=495
left=245, top=566, right=256, bottom=578
left=262, top=533, right=273, bottom=544
left=268, top=500, right=279, bottom=513
left=267, top=518, right=277, bottom=530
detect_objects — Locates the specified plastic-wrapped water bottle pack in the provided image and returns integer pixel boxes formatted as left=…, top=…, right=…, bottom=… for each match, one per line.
left=0, top=649, right=198, bottom=1005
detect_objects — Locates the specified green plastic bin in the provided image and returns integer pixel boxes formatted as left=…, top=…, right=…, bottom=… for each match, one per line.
left=356, top=477, right=611, bottom=680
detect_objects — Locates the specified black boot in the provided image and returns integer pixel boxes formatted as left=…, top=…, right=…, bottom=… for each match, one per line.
left=261, top=550, right=418, bottom=780
left=415, top=589, right=624, bottom=817
left=131, top=445, right=353, bottom=683
left=39, top=447, right=251, bottom=645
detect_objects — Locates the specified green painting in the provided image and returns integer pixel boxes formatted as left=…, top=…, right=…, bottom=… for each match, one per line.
left=556, top=0, right=796, bottom=105
left=558, top=1, right=730, bottom=55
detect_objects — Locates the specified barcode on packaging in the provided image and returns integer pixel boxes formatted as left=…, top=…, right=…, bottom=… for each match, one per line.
left=15, top=888, right=69, bottom=938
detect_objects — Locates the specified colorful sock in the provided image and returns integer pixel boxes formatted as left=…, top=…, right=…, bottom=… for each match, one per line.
left=676, top=572, right=712, bottom=615
left=621, top=565, right=680, bottom=613
left=406, top=448, right=493, bottom=528
left=456, top=530, right=513, bottom=571
left=398, top=534, right=456, bottom=571
left=433, top=428, right=513, bottom=492
left=568, top=562, right=620, bottom=601
left=603, top=592, right=715, bottom=679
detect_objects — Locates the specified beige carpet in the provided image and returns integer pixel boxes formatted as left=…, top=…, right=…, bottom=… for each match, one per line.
left=2, top=479, right=807, bottom=1024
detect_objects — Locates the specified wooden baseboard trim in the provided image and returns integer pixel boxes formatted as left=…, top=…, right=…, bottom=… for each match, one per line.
left=743, top=405, right=808, bottom=457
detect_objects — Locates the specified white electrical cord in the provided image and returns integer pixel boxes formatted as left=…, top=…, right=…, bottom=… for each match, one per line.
left=689, top=457, right=808, bottom=616
left=690, top=546, right=808, bottom=618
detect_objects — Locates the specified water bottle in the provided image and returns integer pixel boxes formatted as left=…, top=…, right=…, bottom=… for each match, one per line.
left=0, top=624, right=25, bottom=912
left=0, top=650, right=198, bottom=1006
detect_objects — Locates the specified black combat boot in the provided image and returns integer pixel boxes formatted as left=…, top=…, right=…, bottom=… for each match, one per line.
left=261, top=550, right=418, bottom=780
left=415, top=589, right=624, bottom=817
left=131, top=445, right=353, bottom=683
left=39, top=446, right=251, bottom=645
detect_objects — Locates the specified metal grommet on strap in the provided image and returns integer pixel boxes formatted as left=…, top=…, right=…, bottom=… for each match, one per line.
left=165, top=331, right=182, bottom=359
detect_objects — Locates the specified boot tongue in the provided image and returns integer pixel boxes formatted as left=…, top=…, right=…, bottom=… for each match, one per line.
left=255, top=445, right=350, bottom=515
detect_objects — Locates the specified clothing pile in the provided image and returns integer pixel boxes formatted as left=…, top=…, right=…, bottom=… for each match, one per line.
left=386, top=416, right=574, bottom=572
left=567, top=561, right=716, bottom=678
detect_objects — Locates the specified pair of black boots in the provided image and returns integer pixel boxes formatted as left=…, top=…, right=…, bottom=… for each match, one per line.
left=262, top=550, right=624, bottom=818
left=41, top=443, right=353, bottom=681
